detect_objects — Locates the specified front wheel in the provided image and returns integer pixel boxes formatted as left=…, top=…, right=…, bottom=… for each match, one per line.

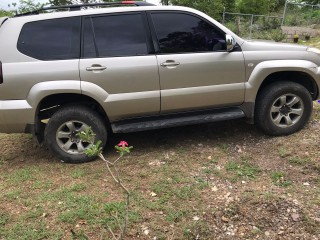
left=44, top=105, right=107, bottom=163
left=255, top=82, right=313, bottom=136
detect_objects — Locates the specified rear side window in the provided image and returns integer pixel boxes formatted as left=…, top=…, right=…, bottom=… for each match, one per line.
left=17, top=17, right=81, bottom=60
left=83, top=13, right=148, bottom=58
left=151, top=12, right=226, bottom=54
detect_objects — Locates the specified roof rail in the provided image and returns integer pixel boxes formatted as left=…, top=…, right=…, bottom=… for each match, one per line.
left=15, top=1, right=155, bottom=17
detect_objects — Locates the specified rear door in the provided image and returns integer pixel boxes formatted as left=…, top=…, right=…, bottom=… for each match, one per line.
left=79, top=12, right=160, bottom=121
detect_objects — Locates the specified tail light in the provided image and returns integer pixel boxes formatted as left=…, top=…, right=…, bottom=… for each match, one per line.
left=0, top=61, right=3, bottom=84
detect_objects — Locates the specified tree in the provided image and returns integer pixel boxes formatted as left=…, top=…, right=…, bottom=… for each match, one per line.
left=0, top=9, right=13, bottom=17
left=237, top=0, right=281, bottom=15
left=48, top=0, right=117, bottom=6
left=223, top=0, right=237, bottom=12
left=301, top=0, right=320, bottom=5
left=170, top=0, right=225, bottom=20
left=16, top=0, right=46, bottom=13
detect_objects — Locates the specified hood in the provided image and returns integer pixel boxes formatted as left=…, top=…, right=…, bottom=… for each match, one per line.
left=241, top=40, right=308, bottom=52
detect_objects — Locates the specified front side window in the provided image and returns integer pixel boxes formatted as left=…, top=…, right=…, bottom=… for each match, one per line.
left=151, top=12, right=226, bottom=54
left=17, top=17, right=81, bottom=60
left=83, top=13, right=148, bottom=58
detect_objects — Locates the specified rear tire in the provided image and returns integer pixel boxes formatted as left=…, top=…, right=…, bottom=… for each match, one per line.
left=255, top=81, right=312, bottom=136
left=44, top=105, right=107, bottom=163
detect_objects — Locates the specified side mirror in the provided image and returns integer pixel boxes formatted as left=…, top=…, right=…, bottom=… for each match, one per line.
left=226, top=34, right=236, bottom=52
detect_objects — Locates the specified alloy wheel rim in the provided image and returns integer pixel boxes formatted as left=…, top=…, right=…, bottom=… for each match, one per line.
left=270, top=94, right=304, bottom=128
left=56, top=120, right=90, bottom=154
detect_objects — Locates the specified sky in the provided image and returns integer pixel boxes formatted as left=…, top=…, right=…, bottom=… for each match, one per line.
left=0, top=0, right=161, bottom=10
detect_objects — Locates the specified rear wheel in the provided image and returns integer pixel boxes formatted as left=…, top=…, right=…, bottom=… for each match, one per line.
left=44, top=105, right=107, bottom=163
left=255, top=82, right=312, bottom=136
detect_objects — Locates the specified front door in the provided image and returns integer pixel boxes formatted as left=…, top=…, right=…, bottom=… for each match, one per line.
left=150, top=11, right=246, bottom=113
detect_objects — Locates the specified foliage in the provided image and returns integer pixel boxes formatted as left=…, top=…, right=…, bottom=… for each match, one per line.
left=170, top=0, right=236, bottom=20
left=78, top=128, right=132, bottom=240
left=0, top=9, right=13, bottom=17
left=237, top=0, right=283, bottom=15
left=17, top=0, right=47, bottom=13
left=271, top=172, right=292, bottom=187
left=270, top=29, right=286, bottom=42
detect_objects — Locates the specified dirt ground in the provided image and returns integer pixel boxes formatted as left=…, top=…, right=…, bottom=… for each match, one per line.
left=0, top=102, right=319, bottom=240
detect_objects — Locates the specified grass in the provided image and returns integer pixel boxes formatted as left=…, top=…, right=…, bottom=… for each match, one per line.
left=271, top=172, right=292, bottom=187
left=278, top=147, right=291, bottom=158
left=226, top=156, right=261, bottom=180
left=289, top=156, right=311, bottom=165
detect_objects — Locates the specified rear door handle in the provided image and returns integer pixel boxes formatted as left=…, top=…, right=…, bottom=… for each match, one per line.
left=160, top=60, right=180, bottom=67
left=86, top=64, right=107, bottom=72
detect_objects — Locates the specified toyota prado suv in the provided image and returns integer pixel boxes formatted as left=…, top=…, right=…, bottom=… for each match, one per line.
left=0, top=1, right=319, bottom=163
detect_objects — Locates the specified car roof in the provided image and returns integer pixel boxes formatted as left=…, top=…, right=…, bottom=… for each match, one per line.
left=13, top=5, right=197, bottom=21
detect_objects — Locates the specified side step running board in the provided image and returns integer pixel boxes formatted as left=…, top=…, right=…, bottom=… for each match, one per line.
left=111, top=108, right=245, bottom=133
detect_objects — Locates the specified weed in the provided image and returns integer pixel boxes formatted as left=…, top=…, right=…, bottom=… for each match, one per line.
left=0, top=157, right=5, bottom=165
left=21, top=206, right=44, bottom=220
left=0, top=213, right=10, bottom=226
left=271, top=172, right=292, bottom=187
left=166, top=209, right=188, bottom=223
left=278, top=147, right=291, bottom=158
left=226, top=157, right=261, bottom=180
left=183, top=221, right=212, bottom=239
left=176, top=185, right=197, bottom=200
left=8, top=167, right=36, bottom=183
left=218, top=144, right=229, bottom=154
left=32, top=180, right=52, bottom=190
left=71, top=168, right=86, bottom=178
left=1, top=221, right=61, bottom=240
left=5, top=190, right=21, bottom=200
left=69, top=183, right=87, bottom=192
left=289, top=156, right=311, bottom=165
left=58, top=195, right=101, bottom=224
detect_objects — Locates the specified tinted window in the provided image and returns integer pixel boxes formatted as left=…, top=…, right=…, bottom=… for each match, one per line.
left=83, top=14, right=148, bottom=58
left=151, top=13, right=226, bottom=53
left=17, top=17, right=80, bottom=60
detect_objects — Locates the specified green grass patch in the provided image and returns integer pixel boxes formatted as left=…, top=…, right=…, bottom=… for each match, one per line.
left=71, top=168, right=86, bottom=178
left=289, top=156, right=311, bottom=165
left=226, top=157, right=261, bottom=180
left=271, top=172, right=292, bottom=187
left=0, top=221, right=62, bottom=240
left=0, top=213, right=10, bottom=226
left=166, top=209, right=189, bottom=223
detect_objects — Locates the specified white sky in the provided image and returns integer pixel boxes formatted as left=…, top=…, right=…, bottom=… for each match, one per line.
left=0, top=0, right=161, bottom=10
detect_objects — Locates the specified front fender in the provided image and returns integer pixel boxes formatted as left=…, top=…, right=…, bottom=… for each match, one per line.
left=244, top=60, right=319, bottom=102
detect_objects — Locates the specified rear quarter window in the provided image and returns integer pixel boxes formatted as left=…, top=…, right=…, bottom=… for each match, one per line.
left=17, top=17, right=81, bottom=60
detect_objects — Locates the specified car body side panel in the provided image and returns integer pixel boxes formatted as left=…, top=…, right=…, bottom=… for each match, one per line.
left=79, top=56, right=161, bottom=121
left=0, top=60, right=80, bottom=100
left=0, top=80, right=81, bottom=133
left=157, top=52, right=246, bottom=113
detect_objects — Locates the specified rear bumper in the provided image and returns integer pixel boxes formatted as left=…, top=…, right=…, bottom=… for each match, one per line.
left=0, top=100, right=34, bottom=133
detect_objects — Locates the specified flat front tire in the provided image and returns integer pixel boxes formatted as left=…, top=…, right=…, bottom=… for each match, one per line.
left=44, top=105, right=107, bottom=163
left=255, top=82, right=313, bottom=136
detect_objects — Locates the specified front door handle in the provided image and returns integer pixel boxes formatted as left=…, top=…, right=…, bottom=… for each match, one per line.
left=160, top=60, right=180, bottom=67
left=86, top=64, right=107, bottom=72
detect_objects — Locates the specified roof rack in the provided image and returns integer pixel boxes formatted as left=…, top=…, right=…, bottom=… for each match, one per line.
left=15, top=1, right=155, bottom=17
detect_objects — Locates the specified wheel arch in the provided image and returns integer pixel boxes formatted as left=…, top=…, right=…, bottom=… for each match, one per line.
left=34, top=93, right=109, bottom=143
left=256, top=71, right=318, bottom=102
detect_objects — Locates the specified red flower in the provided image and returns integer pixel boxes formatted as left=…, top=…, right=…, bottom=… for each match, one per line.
left=118, top=141, right=128, bottom=148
